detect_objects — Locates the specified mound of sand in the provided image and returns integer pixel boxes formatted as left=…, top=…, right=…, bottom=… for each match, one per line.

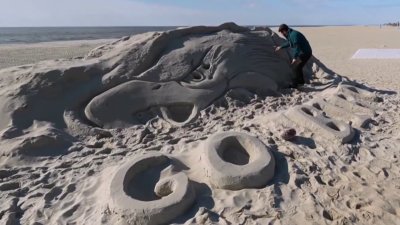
left=0, top=23, right=399, bottom=225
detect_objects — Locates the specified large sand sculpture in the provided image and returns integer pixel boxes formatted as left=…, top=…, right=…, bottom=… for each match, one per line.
left=1, top=23, right=395, bottom=225
left=0, top=22, right=293, bottom=137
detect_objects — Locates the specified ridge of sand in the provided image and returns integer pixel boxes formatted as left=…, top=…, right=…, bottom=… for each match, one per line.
left=0, top=23, right=399, bottom=225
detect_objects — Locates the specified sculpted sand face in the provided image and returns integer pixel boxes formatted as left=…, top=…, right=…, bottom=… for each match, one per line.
left=84, top=27, right=294, bottom=128
left=0, top=23, right=294, bottom=140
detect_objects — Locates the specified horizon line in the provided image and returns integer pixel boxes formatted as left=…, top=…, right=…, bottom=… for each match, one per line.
left=0, top=24, right=377, bottom=28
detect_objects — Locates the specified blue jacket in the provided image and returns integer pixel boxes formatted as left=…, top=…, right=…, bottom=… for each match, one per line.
left=280, top=28, right=312, bottom=59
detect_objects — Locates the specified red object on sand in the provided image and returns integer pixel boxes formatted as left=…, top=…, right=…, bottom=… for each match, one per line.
left=281, top=128, right=296, bottom=141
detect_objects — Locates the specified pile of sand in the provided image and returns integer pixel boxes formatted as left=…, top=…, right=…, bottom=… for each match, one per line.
left=0, top=23, right=399, bottom=225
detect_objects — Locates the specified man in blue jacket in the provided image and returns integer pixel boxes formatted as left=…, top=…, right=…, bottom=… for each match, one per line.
left=275, top=24, right=312, bottom=87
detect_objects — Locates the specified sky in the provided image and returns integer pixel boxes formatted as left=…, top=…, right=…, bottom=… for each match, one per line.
left=0, top=0, right=399, bottom=27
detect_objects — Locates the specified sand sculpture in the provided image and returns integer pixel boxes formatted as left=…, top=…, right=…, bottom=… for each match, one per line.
left=0, top=22, right=294, bottom=144
left=83, top=25, right=294, bottom=128
left=0, top=23, right=390, bottom=225
left=109, top=152, right=195, bottom=225
left=258, top=83, right=378, bottom=144
left=203, top=132, right=275, bottom=190
left=108, top=132, right=276, bottom=225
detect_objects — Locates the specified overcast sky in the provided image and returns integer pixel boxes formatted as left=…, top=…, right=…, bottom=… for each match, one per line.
left=0, top=0, right=399, bottom=27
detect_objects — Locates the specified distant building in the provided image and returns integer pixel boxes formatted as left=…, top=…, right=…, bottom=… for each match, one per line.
left=383, top=21, right=400, bottom=27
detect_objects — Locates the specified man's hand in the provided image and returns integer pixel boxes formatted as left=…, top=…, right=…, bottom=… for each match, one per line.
left=291, top=58, right=302, bottom=65
left=274, top=46, right=282, bottom=52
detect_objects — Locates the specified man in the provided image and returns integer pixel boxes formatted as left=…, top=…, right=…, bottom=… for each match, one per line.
left=275, top=24, right=312, bottom=86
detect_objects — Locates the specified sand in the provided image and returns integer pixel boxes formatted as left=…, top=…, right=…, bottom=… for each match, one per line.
left=0, top=39, right=115, bottom=69
left=352, top=49, right=400, bottom=59
left=0, top=24, right=399, bottom=225
left=297, top=26, right=400, bottom=91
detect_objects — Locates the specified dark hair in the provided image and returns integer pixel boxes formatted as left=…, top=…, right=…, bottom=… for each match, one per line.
left=278, top=24, right=289, bottom=32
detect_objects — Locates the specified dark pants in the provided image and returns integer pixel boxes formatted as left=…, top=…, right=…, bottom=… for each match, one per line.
left=293, top=54, right=312, bottom=86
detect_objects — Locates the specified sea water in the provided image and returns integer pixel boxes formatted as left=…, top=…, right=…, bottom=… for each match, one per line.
left=0, top=26, right=177, bottom=44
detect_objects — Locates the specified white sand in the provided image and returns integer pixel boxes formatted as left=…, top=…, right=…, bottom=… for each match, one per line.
left=352, top=49, right=400, bottom=59
left=298, top=26, right=400, bottom=91
left=0, top=39, right=115, bottom=69
left=0, top=24, right=399, bottom=225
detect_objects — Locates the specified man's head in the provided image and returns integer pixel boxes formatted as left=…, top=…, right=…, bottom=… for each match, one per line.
left=278, top=24, right=289, bottom=37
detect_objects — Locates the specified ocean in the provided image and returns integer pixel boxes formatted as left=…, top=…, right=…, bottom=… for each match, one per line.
left=0, top=25, right=341, bottom=45
left=0, top=27, right=178, bottom=45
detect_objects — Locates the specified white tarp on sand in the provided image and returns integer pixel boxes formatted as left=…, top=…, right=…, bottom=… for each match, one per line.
left=352, top=49, right=400, bottom=59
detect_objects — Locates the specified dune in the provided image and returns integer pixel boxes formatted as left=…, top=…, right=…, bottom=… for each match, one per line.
left=0, top=23, right=399, bottom=225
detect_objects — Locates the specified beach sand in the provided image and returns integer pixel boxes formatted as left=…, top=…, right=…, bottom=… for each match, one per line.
left=298, top=26, right=400, bottom=91
left=0, top=39, right=115, bottom=69
left=0, top=25, right=399, bottom=225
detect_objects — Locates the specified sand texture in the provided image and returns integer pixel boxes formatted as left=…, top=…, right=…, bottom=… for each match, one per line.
left=0, top=39, right=114, bottom=70
left=0, top=23, right=399, bottom=225
left=297, top=26, right=400, bottom=90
